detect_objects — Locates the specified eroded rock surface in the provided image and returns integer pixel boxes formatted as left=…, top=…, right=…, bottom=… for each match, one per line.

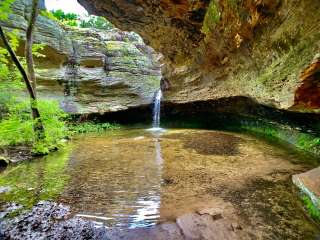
left=1, top=0, right=161, bottom=113
left=78, top=0, right=320, bottom=113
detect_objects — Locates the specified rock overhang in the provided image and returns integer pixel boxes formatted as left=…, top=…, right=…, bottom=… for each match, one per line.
left=77, top=0, right=320, bottom=113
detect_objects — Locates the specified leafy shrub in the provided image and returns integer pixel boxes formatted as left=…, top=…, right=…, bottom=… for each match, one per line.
left=0, top=0, right=15, bottom=21
left=79, top=16, right=114, bottom=30
left=68, top=122, right=120, bottom=134
left=41, top=9, right=114, bottom=30
left=51, top=9, right=78, bottom=22
left=0, top=100, right=68, bottom=154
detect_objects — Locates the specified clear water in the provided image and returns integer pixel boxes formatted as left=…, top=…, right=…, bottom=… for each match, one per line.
left=0, top=129, right=319, bottom=238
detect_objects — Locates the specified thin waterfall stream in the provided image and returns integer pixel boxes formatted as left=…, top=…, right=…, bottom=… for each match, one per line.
left=152, top=89, right=162, bottom=129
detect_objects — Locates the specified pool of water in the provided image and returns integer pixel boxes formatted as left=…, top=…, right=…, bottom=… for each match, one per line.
left=0, top=128, right=319, bottom=238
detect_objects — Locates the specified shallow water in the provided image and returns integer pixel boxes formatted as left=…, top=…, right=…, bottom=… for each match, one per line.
left=0, top=128, right=319, bottom=238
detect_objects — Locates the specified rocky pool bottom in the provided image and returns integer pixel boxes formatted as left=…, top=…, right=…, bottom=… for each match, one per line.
left=0, top=128, right=319, bottom=239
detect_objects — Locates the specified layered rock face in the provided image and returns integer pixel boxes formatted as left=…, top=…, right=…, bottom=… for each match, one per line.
left=1, top=0, right=161, bottom=113
left=78, top=0, right=320, bottom=113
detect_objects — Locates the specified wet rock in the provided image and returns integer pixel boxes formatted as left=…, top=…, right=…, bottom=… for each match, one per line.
left=0, top=157, right=9, bottom=168
left=197, top=207, right=223, bottom=220
left=0, top=201, right=108, bottom=240
left=0, top=186, right=11, bottom=194
left=0, top=146, right=33, bottom=164
left=0, top=203, right=23, bottom=219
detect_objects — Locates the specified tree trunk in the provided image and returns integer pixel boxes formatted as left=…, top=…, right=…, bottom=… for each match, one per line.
left=25, top=0, right=40, bottom=96
left=25, top=0, right=45, bottom=140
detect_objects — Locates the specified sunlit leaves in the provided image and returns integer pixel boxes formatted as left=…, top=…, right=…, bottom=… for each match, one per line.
left=0, top=99, right=68, bottom=154
left=0, top=0, right=15, bottom=21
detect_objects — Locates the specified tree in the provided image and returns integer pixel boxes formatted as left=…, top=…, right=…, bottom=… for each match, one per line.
left=26, top=0, right=40, bottom=93
left=79, top=15, right=114, bottom=30
left=0, top=0, right=45, bottom=142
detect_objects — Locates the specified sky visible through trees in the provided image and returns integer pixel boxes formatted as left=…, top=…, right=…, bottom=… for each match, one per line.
left=45, top=0, right=87, bottom=16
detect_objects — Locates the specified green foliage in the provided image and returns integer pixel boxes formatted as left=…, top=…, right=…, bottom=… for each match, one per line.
left=41, top=10, right=79, bottom=27
left=0, top=0, right=15, bottom=21
left=297, top=134, right=320, bottom=155
left=0, top=100, right=68, bottom=154
left=41, top=9, right=114, bottom=30
left=68, top=122, right=120, bottom=134
left=51, top=9, right=78, bottom=21
left=302, top=196, right=320, bottom=222
left=79, top=16, right=113, bottom=30
left=33, top=100, right=68, bottom=154
left=32, top=43, right=46, bottom=58
left=0, top=30, right=46, bottom=112
left=202, top=0, right=220, bottom=35
left=0, top=30, right=25, bottom=112
left=0, top=27, right=119, bottom=154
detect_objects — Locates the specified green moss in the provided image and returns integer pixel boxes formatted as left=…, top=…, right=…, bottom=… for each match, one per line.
left=302, top=195, right=320, bottom=222
left=297, top=135, right=320, bottom=154
left=271, top=30, right=301, bottom=53
left=236, top=119, right=320, bottom=157
left=256, top=33, right=319, bottom=86
left=202, top=0, right=220, bottom=35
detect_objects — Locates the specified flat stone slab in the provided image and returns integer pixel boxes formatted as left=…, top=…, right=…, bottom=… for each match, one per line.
left=177, top=213, right=238, bottom=240
left=292, top=167, right=320, bottom=208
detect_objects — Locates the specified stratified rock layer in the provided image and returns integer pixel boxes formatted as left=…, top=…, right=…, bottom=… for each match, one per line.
left=78, top=0, right=320, bottom=113
left=1, top=0, right=161, bottom=113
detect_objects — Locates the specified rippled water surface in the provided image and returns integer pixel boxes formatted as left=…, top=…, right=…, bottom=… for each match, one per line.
left=0, top=128, right=319, bottom=238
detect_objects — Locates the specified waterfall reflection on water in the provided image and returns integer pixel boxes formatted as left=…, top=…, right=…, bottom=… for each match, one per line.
left=129, top=134, right=164, bottom=228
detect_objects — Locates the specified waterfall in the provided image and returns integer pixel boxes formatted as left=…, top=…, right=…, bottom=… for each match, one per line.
left=152, top=89, right=162, bottom=128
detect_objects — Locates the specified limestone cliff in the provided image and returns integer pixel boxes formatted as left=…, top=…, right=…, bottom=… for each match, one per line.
left=78, top=0, right=320, bottom=113
left=1, top=0, right=161, bottom=113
